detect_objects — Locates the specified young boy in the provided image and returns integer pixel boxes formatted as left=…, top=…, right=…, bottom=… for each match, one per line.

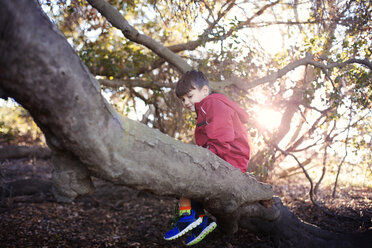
left=164, top=70, right=251, bottom=246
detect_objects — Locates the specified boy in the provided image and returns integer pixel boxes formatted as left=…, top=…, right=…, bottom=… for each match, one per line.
left=164, top=70, right=251, bottom=246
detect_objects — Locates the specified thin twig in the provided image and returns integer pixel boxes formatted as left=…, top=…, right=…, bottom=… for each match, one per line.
left=332, top=104, right=353, bottom=197
left=274, top=144, right=335, bottom=216
left=315, top=142, right=328, bottom=198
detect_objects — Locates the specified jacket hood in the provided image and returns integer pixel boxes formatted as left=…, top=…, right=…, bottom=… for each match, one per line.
left=196, top=93, right=249, bottom=123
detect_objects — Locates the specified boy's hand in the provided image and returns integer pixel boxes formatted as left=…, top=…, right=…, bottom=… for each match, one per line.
left=259, top=199, right=274, bottom=208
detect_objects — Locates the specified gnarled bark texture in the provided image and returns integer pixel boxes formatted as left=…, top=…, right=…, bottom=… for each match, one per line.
left=0, top=1, right=370, bottom=247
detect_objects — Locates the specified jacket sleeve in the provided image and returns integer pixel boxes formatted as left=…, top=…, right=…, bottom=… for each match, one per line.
left=203, top=99, right=235, bottom=158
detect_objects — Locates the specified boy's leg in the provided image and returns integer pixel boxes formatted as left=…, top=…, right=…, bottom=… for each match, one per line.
left=190, top=199, right=204, bottom=216
left=179, top=198, right=204, bottom=216
left=164, top=198, right=203, bottom=240
left=185, top=200, right=217, bottom=246
left=185, top=216, right=217, bottom=246
left=179, top=197, right=191, bottom=215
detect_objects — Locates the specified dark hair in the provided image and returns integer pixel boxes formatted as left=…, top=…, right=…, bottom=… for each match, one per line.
left=175, top=70, right=209, bottom=98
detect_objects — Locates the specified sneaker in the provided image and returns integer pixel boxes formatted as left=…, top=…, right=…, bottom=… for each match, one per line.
left=185, top=216, right=217, bottom=246
left=164, top=209, right=203, bottom=240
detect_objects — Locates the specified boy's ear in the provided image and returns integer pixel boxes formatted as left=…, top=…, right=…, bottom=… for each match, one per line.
left=202, top=85, right=209, bottom=96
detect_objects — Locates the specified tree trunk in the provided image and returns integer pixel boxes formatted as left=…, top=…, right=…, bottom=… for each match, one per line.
left=0, top=1, right=370, bottom=247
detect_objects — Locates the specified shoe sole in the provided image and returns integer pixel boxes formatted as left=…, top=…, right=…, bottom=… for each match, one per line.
left=164, top=217, right=203, bottom=240
left=185, top=221, right=217, bottom=246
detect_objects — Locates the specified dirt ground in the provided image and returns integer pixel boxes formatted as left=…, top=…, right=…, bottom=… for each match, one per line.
left=0, top=158, right=371, bottom=248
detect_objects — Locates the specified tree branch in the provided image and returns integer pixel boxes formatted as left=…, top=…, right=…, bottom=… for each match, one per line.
left=315, top=141, right=328, bottom=198
left=225, top=54, right=372, bottom=91
left=86, top=0, right=191, bottom=73
left=98, top=78, right=175, bottom=89
left=274, top=144, right=334, bottom=216
left=190, top=52, right=369, bottom=93
left=332, top=104, right=353, bottom=198
left=167, top=0, right=236, bottom=53
left=285, top=110, right=329, bottom=153
left=227, top=0, right=280, bottom=34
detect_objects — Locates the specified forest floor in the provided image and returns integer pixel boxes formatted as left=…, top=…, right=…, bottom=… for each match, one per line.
left=0, top=157, right=371, bottom=248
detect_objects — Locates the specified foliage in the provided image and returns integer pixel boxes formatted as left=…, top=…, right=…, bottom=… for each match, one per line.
left=0, top=99, right=45, bottom=145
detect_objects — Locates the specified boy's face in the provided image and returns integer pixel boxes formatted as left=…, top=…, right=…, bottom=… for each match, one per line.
left=180, top=85, right=209, bottom=112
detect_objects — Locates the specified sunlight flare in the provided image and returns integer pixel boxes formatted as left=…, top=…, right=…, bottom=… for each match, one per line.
left=255, top=107, right=282, bottom=131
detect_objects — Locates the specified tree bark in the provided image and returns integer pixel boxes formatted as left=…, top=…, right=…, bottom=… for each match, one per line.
left=0, top=1, right=370, bottom=247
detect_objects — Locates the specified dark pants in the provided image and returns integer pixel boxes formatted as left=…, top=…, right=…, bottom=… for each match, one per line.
left=191, top=200, right=204, bottom=216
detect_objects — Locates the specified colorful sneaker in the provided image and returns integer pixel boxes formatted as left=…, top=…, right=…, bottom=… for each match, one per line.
left=185, top=216, right=217, bottom=246
left=164, top=209, right=203, bottom=240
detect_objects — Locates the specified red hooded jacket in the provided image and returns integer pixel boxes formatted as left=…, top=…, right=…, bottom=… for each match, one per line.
left=194, top=93, right=250, bottom=173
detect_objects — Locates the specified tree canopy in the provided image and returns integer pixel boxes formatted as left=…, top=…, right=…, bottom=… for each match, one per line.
left=38, top=0, right=371, bottom=191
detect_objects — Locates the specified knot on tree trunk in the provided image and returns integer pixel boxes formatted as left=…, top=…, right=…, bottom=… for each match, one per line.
left=51, top=151, right=95, bottom=202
